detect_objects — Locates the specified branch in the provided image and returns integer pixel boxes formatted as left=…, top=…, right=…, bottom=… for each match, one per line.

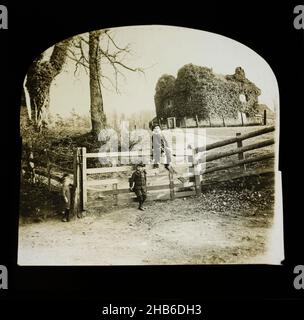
left=73, top=40, right=90, bottom=65
left=114, top=67, right=119, bottom=93
left=104, top=30, right=130, bottom=52
left=113, top=60, right=144, bottom=73
left=66, top=45, right=90, bottom=77
left=80, top=41, right=89, bottom=64
left=78, top=35, right=90, bottom=45
left=98, top=46, right=143, bottom=73
left=66, top=47, right=79, bottom=59
left=99, top=74, right=116, bottom=91
left=67, top=54, right=89, bottom=69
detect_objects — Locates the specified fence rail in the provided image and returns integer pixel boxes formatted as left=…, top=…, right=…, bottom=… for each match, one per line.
left=195, top=126, right=275, bottom=187
left=195, top=125, right=275, bottom=153
left=199, top=138, right=275, bottom=164
left=203, top=153, right=275, bottom=174
left=79, top=150, right=197, bottom=209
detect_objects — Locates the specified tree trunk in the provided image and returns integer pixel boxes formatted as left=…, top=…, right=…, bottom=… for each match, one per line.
left=25, top=39, right=70, bottom=131
left=20, top=86, right=30, bottom=126
left=89, top=31, right=107, bottom=136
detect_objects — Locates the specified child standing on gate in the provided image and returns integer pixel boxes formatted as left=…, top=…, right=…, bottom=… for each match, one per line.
left=61, top=173, right=73, bottom=222
left=152, top=125, right=172, bottom=170
left=129, top=163, right=147, bottom=211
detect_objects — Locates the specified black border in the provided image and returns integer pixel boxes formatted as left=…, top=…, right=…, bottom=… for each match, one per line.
left=1, top=1, right=304, bottom=309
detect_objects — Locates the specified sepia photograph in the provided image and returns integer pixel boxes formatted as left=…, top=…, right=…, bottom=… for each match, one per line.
left=18, top=25, right=283, bottom=265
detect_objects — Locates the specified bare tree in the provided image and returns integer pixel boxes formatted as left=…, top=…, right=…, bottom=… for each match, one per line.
left=89, top=30, right=107, bottom=134
left=67, top=29, right=143, bottom=136
left=25, top=39, right=71, bottom=131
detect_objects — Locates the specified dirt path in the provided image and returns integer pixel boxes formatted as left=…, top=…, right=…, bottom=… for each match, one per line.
left=18, top=197, right=273, bottom=265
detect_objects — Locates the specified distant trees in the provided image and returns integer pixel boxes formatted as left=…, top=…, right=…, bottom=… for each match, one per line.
left=107, top=110, right=154, bottom=130
left=154, top=64, right=261, bottom=120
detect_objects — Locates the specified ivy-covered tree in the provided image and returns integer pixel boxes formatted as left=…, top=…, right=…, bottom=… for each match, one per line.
left=25, top=39, right=71, bottom=131
left=173, top=64, right=214, bottom=118
left=154, top=74, right=176, bottom=118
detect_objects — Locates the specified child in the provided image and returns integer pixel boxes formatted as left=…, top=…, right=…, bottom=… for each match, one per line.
left=129, top=163, right=147, bottom=211
left=152, top=125, right=172, bottom=170
left=61, top=173, right=73, bottom=222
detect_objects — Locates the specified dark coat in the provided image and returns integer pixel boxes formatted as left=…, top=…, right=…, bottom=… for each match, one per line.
left=62, top=175, right=73, bottom=209
left=129, top=170, right=147, bottom=190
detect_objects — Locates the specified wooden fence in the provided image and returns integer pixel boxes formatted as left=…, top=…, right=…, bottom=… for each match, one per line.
left=24, top=125, right=275, bottom=214
left=71, top=125, right=275, bottom=211
left=151, top=110, right=270, bottom=130
left=194, top=125, right=275, bottom=188
left=23, top=149, right=73, bottom=189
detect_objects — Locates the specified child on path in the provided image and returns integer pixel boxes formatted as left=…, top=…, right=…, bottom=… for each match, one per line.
left=129, top=164, right=147, bottom=211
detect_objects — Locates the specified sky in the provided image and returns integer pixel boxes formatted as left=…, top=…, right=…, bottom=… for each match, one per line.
left=35, top=25, right=279, bottom=118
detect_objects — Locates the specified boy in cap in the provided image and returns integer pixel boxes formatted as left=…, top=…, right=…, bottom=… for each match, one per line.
left=129, top=163, right=147, bottom=211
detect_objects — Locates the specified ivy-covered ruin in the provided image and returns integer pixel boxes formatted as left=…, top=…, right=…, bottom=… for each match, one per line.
left=154, top=64, right=261, bottom=120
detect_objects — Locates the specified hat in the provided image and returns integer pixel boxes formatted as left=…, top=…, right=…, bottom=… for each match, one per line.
left=152, top=124, right=160, bottom=130
left=136, top=162, right=145, bottom=168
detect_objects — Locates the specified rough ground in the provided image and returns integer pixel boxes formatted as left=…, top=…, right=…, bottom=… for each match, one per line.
left=18, top=174, right=276, bottom=265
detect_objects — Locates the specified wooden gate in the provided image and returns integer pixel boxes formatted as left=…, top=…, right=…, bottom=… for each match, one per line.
left=73, top=148, right=199, bottom=211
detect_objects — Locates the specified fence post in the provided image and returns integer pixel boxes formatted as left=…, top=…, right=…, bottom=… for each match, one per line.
left=193, top=149, right=202, bottom=196
left=169, top=170, right=175, bottom=200
left=184, top=117, right=187, bottom=128
left=113, top=183, right=118, bottom=206
left=195, top=115, right=199, bottom=128
left=240, top=113, right=244, bottom=126
left=236, top=133, right=246, bottom=171
left=73, top=147, right=82, bottom=217
left=81, top=147, right=87, bottom=211
left=263, top=110, right=267, bottom=125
